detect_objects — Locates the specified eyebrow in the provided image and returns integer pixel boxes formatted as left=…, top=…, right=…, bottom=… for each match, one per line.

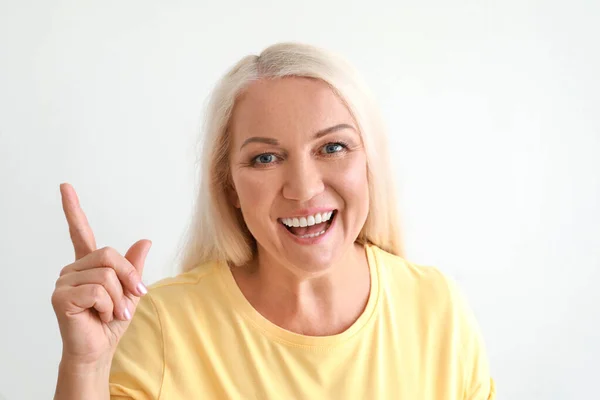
left=239, top=123, right=356, bottom=150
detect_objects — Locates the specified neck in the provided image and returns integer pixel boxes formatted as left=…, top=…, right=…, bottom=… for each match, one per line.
left=231, top=242, right=371, bottom=336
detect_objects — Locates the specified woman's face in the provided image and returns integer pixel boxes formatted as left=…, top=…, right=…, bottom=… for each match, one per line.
left=228, top=77, right=369, bottom=273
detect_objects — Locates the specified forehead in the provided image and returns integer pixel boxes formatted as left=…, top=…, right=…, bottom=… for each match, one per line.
left=229, top=77, right=354, bottom=140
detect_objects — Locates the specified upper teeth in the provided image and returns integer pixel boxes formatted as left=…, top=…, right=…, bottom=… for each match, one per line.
left=281, top=211, right=334, bottom=228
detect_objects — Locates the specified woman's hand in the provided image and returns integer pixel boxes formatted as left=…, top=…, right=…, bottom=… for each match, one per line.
left=51, top=183, right=152, bottom=367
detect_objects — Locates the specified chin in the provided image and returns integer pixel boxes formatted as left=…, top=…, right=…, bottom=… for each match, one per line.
left=287, top=248, right=338, bottom=274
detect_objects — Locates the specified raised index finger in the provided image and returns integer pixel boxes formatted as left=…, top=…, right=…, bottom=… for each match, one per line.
left=60, top=183, right=97, bottom=260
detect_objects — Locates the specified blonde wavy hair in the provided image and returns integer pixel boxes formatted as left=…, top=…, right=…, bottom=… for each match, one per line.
left=177, top=42, right=404, bottom=272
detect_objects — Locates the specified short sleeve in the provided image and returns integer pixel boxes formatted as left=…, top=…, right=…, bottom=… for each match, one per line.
left=448, top=278, right=496, bottom=400
left=109, top=292, right=165, bottom=399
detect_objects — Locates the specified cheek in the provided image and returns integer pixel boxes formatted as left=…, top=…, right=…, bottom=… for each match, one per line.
left=329, top=154, right=369, bottom=200
left=233, top=170, right=277, bottom=211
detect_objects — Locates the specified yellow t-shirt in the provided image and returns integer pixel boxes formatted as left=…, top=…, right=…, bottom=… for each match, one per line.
left=110, top=244, right=496, bottom=399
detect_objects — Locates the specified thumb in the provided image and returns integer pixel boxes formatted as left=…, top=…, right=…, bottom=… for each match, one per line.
left=125, top=239, right=152, bottom=276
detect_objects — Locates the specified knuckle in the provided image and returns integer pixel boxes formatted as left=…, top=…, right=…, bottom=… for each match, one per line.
left=97, top=246, right=116, bottom=266
left=50, top=290, right=62, bottom=308
left=90, top=284, right=104, bottom=299
left=98, top=267, right=114, bottom=282
left=100, top=268, right=123, bottom=295
left=51, top=288, right=68, bottom=310
left=59, top=264, right=72, bottom=276
left=124, top=266, right=139, bottom=283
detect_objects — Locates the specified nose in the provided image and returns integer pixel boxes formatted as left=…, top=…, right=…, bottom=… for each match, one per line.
left=282, top=155, right=325, bottom=202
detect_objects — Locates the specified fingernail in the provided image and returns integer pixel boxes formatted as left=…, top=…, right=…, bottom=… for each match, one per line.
left=137, top=282, right=148, bottom=296
left=123, top=307, right=132, bottom=321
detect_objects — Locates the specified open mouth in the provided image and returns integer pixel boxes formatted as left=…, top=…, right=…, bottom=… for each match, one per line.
left=279, top=210, right=337, bottom=239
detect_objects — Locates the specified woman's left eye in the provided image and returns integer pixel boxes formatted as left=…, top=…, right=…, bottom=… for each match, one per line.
left=321, top=142, right=347, bottom=154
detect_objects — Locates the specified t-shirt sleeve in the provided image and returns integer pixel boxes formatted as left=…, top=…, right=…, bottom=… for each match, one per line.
left=109, top=292, right=165, bottom=399
left=448, top=278, right=496, bottom=400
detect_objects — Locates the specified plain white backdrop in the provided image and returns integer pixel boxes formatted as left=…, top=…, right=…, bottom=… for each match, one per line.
left=1, top=0, right=599, bottom=399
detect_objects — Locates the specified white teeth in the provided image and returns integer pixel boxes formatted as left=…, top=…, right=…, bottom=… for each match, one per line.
left=299, top=229, right=326, bottom=239
left=280, top=211, right=335, bottom=228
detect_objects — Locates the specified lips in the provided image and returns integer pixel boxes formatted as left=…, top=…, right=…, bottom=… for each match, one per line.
left=281, top=210, right=337, bottom=237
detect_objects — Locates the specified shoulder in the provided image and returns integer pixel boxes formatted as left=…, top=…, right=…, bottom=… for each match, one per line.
left=127, top=260, right=228, bottom=333
left=371, top=244, right=495, bottom=396
left=144, top=260, right=223, bottom=305
left=108, top=265, right=227, bottom=398
left=116, top=260, right=225, bottom=353
left=370, top=244, right=478, bottom=335
left=369, top=244, right=458, bottom=302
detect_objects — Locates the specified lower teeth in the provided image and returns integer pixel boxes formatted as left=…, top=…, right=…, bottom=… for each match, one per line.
left=299, top=229, right=326, bottom=239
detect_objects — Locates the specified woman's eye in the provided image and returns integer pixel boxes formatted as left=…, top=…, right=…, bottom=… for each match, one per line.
left=253, top=154, right=277, bottom=165
left=322, top=143, right=346, bottom=154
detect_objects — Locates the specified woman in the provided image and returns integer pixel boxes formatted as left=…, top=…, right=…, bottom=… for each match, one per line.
left=52, top=42, right=495, bottom=399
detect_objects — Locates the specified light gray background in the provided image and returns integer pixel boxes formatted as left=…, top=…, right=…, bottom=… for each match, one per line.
left=1, top=1, right=599, bottom=399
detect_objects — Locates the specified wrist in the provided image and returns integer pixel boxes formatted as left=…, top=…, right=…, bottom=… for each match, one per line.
left=55, top=357, right=111, bottom=400
left=58, top=357, right=111, bottom=377
left=59, top=349, right=115, bottom=372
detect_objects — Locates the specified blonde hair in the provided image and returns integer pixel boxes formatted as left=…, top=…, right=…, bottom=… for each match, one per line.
left=177, top=42, right=404, bottom=272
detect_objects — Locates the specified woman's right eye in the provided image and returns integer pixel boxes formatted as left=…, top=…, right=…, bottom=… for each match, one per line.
left=252, top=153, right=277, bottom=165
